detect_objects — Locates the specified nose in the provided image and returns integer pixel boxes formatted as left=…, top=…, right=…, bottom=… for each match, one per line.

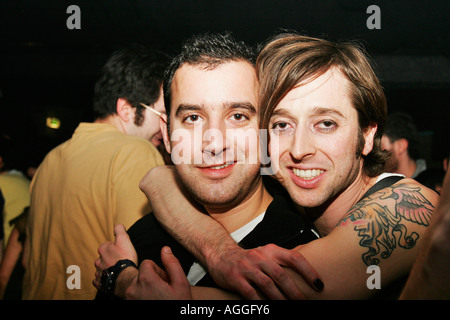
left=202, top=120, right=229, bottom=161
left=289, top=126, right=316, bottom=161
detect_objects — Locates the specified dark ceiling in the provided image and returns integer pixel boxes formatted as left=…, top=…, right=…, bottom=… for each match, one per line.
left=0, top=0, right=449, bottom=163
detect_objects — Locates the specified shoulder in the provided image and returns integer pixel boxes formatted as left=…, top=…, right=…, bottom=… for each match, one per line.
left=342, top=178, right=438, bottom=227
left=118, top=135, right=159, bottom=154
left=113, top=137, right=164, bottom=167
left=338, top=177, right=439, bottom=266
left=293, top=178, right=439, bottom=298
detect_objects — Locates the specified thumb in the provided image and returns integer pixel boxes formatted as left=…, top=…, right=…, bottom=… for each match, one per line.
left=114, top=224, right=138, bottom=263
left=160, top=247, right=189, bottom=287
left=114, top=224, right=128, bottom=243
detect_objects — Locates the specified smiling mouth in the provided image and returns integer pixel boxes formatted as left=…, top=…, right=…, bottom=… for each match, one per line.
left=292, top=168, right=324, bottom=180
left=208, top=163, right=234, bottom=170
left=202, top=161, right=238, bottom=170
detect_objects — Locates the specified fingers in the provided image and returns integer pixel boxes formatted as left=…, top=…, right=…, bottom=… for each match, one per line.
left=258, top=261, right=305, bottom=299
left=275, top=247, right=324, bottom=292
left=234, top=244, right=323, bottom=299
left=160, top=247, right=189, bottom=287
left=240, top=258, right=302, bottom=300
left=234, top=257, right=285, bottom=300
left=127, top=252, right=191, bottom=300
left=139, top=259, right=166, bottom=282
left=141, top=258, right=169, bottom=282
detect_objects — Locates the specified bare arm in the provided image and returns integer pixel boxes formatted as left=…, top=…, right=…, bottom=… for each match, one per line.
left=139, top=166, right=228, bottom=266
left=400, top=170, right=450, bottom=299
left=139, top=166, right=322, bottom=299
left=141, top=173, right=438, bottom=299
left=282, top=179, right=440, bottom=299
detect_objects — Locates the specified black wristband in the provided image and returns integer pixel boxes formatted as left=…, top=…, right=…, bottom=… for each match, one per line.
left=100, top=259, right=138, bottom=294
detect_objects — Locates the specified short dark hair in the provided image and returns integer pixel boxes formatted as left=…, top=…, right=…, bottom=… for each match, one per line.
left=384, top=111, right=421, bottom=160
left=93, top=45, right=168, bottom=124
left=163, top=32, right=256, bottom=116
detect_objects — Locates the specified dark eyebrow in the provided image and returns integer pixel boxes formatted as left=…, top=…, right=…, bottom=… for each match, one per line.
left=271, top=108, right=291, bottom=118
left=174, top=101, right=257, bottom=118
left=270, top=106, right=346, bottom=120
left=224, top=101, right=257, bottom=115
left=312, top=106, right=345, bottom=118
left=174, top=104, right=202, bottom=118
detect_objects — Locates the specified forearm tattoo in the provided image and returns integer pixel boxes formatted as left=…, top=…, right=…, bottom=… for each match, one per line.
left=339, top=184, right=435, bottom=266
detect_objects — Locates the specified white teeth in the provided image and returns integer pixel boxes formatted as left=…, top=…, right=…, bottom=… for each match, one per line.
left=210, top=163, right=232, bottom=170
left=292, top=168, right=324, bottom=180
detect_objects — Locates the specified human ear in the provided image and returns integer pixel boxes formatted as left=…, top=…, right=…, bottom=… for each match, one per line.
left=160, top=114, right=171, bottom=154
left=395, top=138, right=409, bottom=155
left=362, top=124, right=378, bottom=156
left=116, top=98, right=133, bottom=122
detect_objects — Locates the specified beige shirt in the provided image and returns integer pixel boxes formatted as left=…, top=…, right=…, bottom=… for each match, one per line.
left=23, top=123, right=164, bottom=300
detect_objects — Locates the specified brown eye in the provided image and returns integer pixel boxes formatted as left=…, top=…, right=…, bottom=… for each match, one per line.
left=316, top=120, right=337, bottom=132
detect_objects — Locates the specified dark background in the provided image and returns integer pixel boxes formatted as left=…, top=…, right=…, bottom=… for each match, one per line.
left=0, top=0, right=449, bottom=168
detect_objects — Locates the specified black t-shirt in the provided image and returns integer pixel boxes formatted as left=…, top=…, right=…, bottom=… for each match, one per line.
left=126, top=179, right=319, bottom=288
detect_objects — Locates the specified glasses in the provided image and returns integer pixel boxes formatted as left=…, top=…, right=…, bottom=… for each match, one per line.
left=140, top=103, right=166, bottom=123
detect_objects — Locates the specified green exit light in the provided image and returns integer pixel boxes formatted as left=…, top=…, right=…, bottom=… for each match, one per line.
left=46, top=117, right=61, bottom=129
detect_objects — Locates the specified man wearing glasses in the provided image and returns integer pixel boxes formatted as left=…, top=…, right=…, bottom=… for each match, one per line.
left=23, top=45, right=167, bottom=300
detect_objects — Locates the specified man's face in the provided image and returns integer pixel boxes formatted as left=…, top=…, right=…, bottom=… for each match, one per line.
left=268, top=69, right=373, bottom=209
left=163, top=61, right=261, bottom=210
left=132, top=88, right=165, bottom=147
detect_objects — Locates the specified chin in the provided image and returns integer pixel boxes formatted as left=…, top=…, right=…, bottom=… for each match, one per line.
left=285, top=185, right=328, bottom=209
left=192, top=186, right=242, bottom=208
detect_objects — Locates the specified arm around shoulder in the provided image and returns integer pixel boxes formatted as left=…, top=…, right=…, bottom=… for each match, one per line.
left=286, top=178, right=439, bottom=299
left=139, top=165, right=234, bottom=266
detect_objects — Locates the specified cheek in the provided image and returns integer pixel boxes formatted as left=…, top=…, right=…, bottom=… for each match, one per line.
left=268, top=135, right=290, bottom=170
left=235, top=129, right=259, bottom=160
left=147, top=118, right=161, bottom=135
left=169, top=129, right=198, bottom=164
left=323, top=132, right=359, bottom=170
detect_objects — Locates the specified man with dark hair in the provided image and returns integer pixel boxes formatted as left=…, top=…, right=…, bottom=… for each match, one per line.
left=94, top=33, right=321, bottom=300
left=382, top=111, right=426, bottom=178
left=22, top=45, right=167, bottom=300
left=131, top=33, right=439, bottom=299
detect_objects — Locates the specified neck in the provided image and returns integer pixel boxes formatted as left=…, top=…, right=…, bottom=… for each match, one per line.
left=311, top=172, right=377, bottom=236
left=208, top=180, right=273, bottom=233
left=94, top=115, right=127, bottom=134
left=397, top=156, right=417, bottom=178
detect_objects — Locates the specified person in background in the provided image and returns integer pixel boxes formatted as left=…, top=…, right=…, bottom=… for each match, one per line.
left=0, top=136, right=30, bottom=252
left=22, top=45, right=168, bottom=300
left=381, top=111, right=426, bottom=178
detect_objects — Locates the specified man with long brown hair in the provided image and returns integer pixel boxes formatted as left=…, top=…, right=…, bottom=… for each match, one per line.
left=98, top=33, right=439, bottom=299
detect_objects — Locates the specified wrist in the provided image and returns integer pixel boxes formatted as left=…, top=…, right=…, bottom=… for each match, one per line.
left=99, top=259, right=137, bottom=297
left=114, top=266, right=139, bottom=298
left=204, top=237, right=242, bottom=270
